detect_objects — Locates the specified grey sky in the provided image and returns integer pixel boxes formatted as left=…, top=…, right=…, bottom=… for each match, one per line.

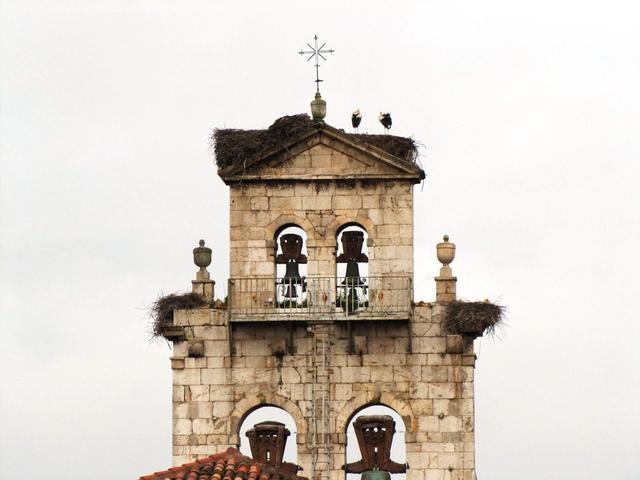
left=1, top=1, right=639, bottom=479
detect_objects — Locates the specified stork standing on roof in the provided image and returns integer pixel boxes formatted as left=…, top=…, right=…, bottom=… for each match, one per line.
left=379, top=112, right=392, bottom=133
left=351, top=109, right=362, bottom=133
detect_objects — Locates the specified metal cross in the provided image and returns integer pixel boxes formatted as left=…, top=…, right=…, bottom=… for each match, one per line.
left=298, top=34, right=335, bottom=93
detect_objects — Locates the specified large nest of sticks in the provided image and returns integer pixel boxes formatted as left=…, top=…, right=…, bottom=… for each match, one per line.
left=212, top=114, right=419, bottom=170
left=444, top=301, right=505, bottom=337
left=350, top=133, right=419, bottom=164
left=150, top=292, right=213, bottom=339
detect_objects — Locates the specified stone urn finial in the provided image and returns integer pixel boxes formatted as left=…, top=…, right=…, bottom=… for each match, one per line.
left=436, top=235, right=455, bottom=277
left=193, top=239, right=212, bottom=273
left=191, top=239, right=215, bottom=300
left=310, top=92, right=326, bottom=122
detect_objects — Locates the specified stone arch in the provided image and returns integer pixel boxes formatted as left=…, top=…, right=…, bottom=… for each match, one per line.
left=326, top=215, right=377, bottom=243
left=335, top=391, right=416, bottom=439
left=229, top=392, right=308, bottom=445
left=237, top=405, right=299, bottom=464
left=266, top=214, right=317, bottom=243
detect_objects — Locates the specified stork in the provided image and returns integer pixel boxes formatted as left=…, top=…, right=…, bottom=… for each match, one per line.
left=379, top=112, right=392, bottom=132
left=351, top=109, right=362, bottom=133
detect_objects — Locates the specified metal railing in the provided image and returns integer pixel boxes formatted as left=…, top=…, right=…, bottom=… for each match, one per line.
left=228, top=275, right=412, bottom=320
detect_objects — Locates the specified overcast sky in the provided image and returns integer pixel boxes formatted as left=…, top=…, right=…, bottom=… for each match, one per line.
left=1, top=1, right=639, bottom=479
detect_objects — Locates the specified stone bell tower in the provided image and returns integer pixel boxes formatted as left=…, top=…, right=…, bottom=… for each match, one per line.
left=163, top=110, right=497, bottom=480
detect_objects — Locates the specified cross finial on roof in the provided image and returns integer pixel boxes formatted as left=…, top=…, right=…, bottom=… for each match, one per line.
left=298, top=34, right=335, bottom=93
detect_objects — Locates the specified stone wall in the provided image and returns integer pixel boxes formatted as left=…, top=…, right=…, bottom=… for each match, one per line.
left=170, top=304, right=477, bottom=480
left=228, top=145, right=414, bottom=280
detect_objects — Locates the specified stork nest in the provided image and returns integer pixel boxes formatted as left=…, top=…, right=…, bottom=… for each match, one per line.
left=350, top=133, right=419, bottom=163
left=212, top=114, right=419, bottom=170
left=444, top=301, right=505, bottom=337
left=150, top=292, right=223, bottom=340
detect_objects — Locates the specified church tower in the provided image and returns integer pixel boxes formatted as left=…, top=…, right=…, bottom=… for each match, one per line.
left=158, top=108, right=500, bottom=480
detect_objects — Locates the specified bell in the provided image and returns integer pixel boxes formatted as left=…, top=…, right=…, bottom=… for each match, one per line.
left=343, top=261, right=365, bottom=287
left=342, top=415, right=406, bottom=475
left=342, top=262, right=364, bottom=313
left=246, top=421, right=290, bottom=469
left=361, top=472, right=391, bottom=480
left=283, top=262, right=302, bottom=283
left=281, top=261, right=302, bottom=298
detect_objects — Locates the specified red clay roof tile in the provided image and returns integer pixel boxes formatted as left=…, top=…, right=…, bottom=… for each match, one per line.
left=140, top=448, right=306, bottom=480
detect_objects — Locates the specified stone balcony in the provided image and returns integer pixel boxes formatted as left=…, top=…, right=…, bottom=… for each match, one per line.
left=227, top=275, right=413, bottom=322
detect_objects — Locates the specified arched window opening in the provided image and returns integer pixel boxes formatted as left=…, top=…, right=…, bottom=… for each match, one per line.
left=239, top=405, right=298, bottom=467
left=275, top=225, right=308, bottom=308
left=345, top=405, right=406, bottom=480
left=336, top=224, right=369, bottom=313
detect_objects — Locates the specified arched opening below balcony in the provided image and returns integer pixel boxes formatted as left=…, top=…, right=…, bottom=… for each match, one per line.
left=238, top=405, right=298, bottom=466
left=345, top=404, right=407, bottom=480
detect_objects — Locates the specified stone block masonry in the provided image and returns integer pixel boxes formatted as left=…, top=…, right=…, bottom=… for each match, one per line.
left=170, top=304, right=477, bottom=480
left=166, top=122, right=481, bottom=480
left=228, top=145, right=414, bottom=280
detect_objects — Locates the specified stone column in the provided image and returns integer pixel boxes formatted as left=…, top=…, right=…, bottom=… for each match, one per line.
left=435, top=235, right=457, bottom=302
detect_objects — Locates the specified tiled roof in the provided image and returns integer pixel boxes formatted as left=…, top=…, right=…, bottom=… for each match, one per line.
left=140, top=448, right=306, bottom=480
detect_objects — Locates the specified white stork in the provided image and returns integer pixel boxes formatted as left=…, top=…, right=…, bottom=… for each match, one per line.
left=379, top=112, right=392, bottom=132
left=351, top=109, right=362, bottom=133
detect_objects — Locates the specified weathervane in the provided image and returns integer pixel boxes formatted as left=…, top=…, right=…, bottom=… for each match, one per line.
left=298, top=34, right=335, bottom=93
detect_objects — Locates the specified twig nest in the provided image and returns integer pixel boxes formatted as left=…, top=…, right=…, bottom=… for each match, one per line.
left=444, top=300, right=505, bottom=338
left=212, top=114, right=419, bottom=171
left=150, top=292, right=210, bottom=340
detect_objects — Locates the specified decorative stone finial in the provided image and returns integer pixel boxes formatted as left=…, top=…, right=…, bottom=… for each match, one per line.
left=192, top=239, right=214, bottom=300
left=310, top=92, right=326, bottom=122
left=193, top=239, right=212, bottom=272
left=435, top=235, right=457, bottom=302
left=436, top=235, right=455, bottom=276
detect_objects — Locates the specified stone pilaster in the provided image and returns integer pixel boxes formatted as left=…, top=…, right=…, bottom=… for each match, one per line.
left=435, top=275, right=457, bottom=302
left=192, top=270, right=215, bottom=301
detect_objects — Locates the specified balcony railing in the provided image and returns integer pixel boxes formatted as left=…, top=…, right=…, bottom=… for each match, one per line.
left=228, top=275, right=412, bottom=321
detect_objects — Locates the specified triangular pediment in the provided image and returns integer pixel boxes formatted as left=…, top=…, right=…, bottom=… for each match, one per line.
left=217, top=124, right=424, bottom=184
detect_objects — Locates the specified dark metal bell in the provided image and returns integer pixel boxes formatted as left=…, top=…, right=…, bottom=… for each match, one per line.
left=246, top=421, right=290, bottom=469
left=342, top=415, right=406, bottom=474
left=281, top=261, right=302, bottom=298
left=283, top=262, right=302, bottom=283
left=344, top=261, right=365, bottom=286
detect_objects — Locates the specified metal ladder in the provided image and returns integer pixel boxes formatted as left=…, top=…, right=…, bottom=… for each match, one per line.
left=311, top=323, right=331, bottom=480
